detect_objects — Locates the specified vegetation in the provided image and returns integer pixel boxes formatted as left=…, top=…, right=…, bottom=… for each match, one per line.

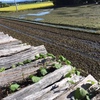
left=0, top=52, right=99, bottom=99
left=30, top=75, right=42, bottom=83
left=0, top=1, right=53, bottom=11
left=74, top=87, right=90, bottom=100
left=0, top=2, right=10, bottom=8
left=0, top=3, right=100, bottom=30
left=0, top=67, right=5, bottom=72
left=65, top=67, right=80, bottom=78
left=40, top=67, right=48, bottom=76
left=52, top=63, right=62, bottom=69
left=10, top=83, right=20, bottom=92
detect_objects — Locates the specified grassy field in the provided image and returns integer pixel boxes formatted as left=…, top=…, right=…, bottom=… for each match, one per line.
left=0, top=3, right=100, bottom=31
left=0, top=1, right=54, bottom=11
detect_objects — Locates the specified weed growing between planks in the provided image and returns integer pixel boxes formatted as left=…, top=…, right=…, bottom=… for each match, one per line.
left=0, top=53, right=99, bottom=99
left=0, top=53, right=73, bottom=98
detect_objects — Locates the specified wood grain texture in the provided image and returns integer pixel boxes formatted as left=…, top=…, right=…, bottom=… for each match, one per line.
left=55, top=75, right=98, bottom=100
left=23, top=75, right=84, bottom=100
left=0, top=57, right=52, bottom=86
left=3, top=65, right=72, bottom=100
left=0, top=45, right=47, bottom=69
left=0, top=37, right=17, bottom=44
left=0, top=45, right=31, bottom=57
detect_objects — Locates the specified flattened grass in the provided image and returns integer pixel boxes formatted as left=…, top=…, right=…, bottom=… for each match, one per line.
left=0, top=1, right=54, bottom=11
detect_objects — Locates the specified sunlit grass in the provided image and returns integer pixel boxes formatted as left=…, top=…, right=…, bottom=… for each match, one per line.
left=0, top=1, right=54, bottom=11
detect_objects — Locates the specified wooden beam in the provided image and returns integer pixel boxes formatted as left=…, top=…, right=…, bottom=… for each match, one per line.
left=3, top=65, right=72, bottom=100
left=23, top=75, right=84, bottom=100
left=55, top=75, right=98, bottom=100
left=0, top=41, right=22, bottom=50
left=0, top=37, right=17, bottom=44
left=0, top=57, right=52, bottom=86
left=0, top=45, right=47, bottom=69
left=0, top=45, right=31, bottom=57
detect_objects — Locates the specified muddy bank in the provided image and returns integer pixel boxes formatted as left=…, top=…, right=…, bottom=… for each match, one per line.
left=0, top=18, right=100, bottom=80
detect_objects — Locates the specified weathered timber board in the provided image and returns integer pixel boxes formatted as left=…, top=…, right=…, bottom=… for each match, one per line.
left=38, top=76, right=83, bottom=100
left=0, top=43, right=28, bottom=50
left=0, top=45, right=31, bottom=57
left=23, top=78, right=70, bottom=100
left=0, top=32, right=4, bottom=35
left=3, top=65, right=72, bottom=100
left=0, top=57, right=52, bottom=86
left=23, top=75, right=84, bottom=100
left=0, top=37, right=17, bottom=44
left=0, top=40, right=22, bottom=50
left=55, top=74, right=98, bottom=100
left=0, top=33, right=13, bottom=38
left=0, top=45, right=47, bottom=69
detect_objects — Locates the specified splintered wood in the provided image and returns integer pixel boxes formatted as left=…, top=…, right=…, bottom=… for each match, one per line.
left=0, top=32, right=99, bottom=100
left=0, top=32, right=47, bottom=85
left=0, top=33, right=47, bottom=69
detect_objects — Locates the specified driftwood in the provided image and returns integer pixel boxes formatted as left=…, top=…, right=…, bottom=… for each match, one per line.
left=3, top=65, right=72, bottom=100
left=55, top=74, right=98, bottom=100
left=23, top=75, right=84, bottom=100
left=0, top=45, right=31, bottom=57
left=0, top=57, right=53, bottom=86
left=0, top=45, right=47, bottom=69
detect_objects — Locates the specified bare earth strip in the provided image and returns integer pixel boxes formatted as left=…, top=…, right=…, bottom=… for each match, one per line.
left=0, top=18, right=99, bottom=80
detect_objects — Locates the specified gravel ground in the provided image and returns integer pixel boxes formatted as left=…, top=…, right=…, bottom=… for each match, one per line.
left=0, top=18, right=100, bottom=80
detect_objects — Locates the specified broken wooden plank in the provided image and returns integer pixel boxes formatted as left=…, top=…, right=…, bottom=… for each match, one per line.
left=0, top=45, right=31, bottom=57
left=3, top=65, right=72, bottom=100
left=0, top=45, right=47, bottom=69
left=23, top=78, right=70, bottom=100
left=37, top=75, right=84, bottom=100
left=0, top=57, right=53, bottom=86
left=55, top=74, right=98, bottom=100
left=23, top=75, right=84, bottom=100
